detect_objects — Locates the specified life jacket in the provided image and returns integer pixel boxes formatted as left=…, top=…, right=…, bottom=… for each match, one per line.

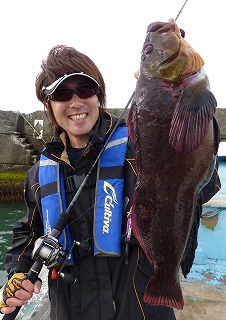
left=39, top=126, right=128, bottom=263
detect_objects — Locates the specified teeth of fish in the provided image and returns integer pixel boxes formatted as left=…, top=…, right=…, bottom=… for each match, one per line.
left=69, top=114, right=87, bottom=120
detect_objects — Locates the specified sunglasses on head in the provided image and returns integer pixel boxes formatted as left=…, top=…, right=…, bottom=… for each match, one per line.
left=47, top=85, right=100, bottom=102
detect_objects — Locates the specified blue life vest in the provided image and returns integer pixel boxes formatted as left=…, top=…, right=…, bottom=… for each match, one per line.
left=39, top=126, right=128, bottom=262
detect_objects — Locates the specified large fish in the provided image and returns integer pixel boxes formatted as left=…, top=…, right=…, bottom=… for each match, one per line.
left=128, top=19, right=217, bottom=310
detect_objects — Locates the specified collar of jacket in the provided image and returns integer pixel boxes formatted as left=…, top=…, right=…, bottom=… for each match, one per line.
left=42, top=111, right=126, bottom=169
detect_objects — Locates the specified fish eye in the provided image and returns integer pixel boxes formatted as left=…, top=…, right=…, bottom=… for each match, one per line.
left=144, top=44, right=153, bottom=55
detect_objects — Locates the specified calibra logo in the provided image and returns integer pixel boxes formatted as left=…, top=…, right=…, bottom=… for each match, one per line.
left=103, top=181, right=118, bottom=234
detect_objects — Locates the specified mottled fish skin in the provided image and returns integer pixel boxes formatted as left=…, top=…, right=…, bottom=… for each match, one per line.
left=128, top=19, right=217, bottom=310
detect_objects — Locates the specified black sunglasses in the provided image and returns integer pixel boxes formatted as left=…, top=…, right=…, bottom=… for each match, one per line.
left=47, top=85, right=100, bottom=102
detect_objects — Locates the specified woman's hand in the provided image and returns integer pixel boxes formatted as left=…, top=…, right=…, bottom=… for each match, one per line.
left=0, top=275, right=42, bottom=315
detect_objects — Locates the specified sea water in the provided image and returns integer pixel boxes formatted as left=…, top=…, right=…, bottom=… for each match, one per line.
left=0, top=201, right=48, bottom=319
left=0, top=201, right=26, bottom=287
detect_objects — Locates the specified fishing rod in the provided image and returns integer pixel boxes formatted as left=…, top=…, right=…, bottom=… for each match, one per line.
left=2, top=92, right=134, bottom=320
left=175, top=0, right=189, bottom=21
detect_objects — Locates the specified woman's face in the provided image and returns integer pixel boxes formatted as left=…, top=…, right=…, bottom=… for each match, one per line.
left=49, top=77, right=100, bottom=148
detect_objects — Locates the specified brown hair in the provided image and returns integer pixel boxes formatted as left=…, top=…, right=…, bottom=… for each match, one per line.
left=35, top=45, right=106, bottom=127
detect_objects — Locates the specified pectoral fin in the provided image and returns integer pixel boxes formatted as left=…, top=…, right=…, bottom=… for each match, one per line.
left=169, top=80, right=217, bottom=153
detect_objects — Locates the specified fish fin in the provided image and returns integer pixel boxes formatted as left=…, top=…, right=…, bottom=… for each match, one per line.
left=144, top=276, right=184, bottom=310
left=169, top=87, right=217, bottom=153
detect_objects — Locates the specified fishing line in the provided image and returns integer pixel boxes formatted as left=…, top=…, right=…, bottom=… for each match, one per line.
left=175, top=0, right=189, bottom=21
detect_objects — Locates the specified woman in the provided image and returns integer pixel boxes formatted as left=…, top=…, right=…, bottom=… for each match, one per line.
left=0, top=45, right=220, bottom=319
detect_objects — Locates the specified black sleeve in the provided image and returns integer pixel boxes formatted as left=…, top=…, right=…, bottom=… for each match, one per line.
left=4, top=164, right=44, bottom=276
left=180, top=194, right=202, bottom=277
left=180, top=117, right=221, bottom=277
left=202, top=156, right=221, bottom=204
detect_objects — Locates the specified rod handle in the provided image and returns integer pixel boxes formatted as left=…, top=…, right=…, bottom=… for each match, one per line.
left=2, top=260, right=43, bottom=320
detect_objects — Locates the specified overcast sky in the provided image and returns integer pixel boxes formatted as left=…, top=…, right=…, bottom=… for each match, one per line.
left=0, top=0, right=225, bottom=113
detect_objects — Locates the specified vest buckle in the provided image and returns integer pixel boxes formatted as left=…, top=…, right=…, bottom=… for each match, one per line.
left=66, top=173, right=86, bottom=192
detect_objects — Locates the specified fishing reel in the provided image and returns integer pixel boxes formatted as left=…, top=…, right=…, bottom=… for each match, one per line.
left=31, top=235, right=78, bottom=285
left=32, top=235, right=67, bottom=268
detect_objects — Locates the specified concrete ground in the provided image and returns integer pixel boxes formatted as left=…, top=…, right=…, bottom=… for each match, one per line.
left=29, top=270, right=226, bottom=320
left=175, top=277, right=226, bottom=320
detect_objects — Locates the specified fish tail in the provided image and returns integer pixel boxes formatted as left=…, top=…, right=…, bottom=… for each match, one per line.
left=143, top=277, right=184, bottom=310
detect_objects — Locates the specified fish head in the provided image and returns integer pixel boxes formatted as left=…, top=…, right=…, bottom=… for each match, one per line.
left=140, top=19, right=204, bottom=84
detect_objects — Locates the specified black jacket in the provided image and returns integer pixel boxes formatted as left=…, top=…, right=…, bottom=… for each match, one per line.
left=5, top=113, right=135, bottom=269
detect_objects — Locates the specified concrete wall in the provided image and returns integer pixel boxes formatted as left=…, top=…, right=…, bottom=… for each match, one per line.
left=0, top=108, right=225, bottom=169
left=0, top=110, right=51, bottom=169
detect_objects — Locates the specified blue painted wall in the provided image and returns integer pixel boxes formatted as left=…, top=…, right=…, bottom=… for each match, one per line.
left=195, top=154, right=226, bottom=264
